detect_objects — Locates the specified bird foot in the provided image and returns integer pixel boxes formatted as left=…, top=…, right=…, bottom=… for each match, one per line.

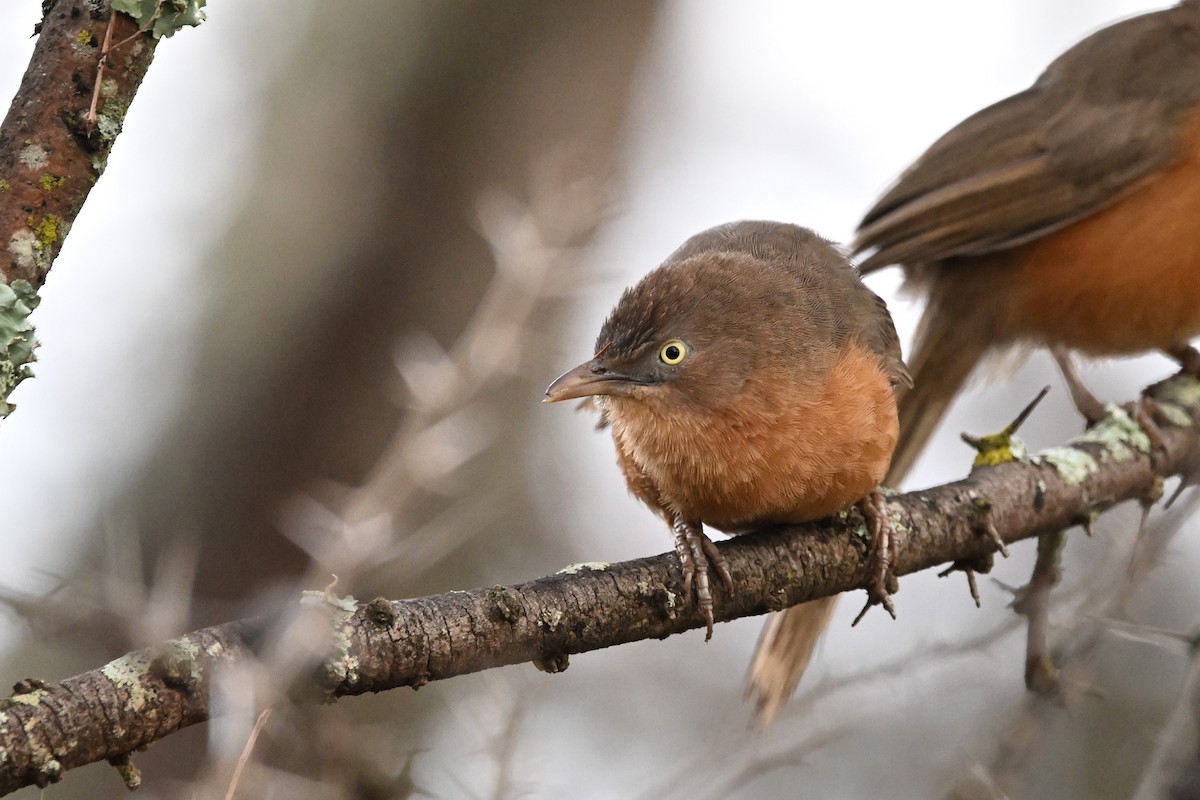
left=851, top=491, right=899, bottom=626
left=1169, top=344, right=1200, bottom=379
left=1125, top=395, right=1169, bottom=464
left=672, top=520, right=733, bottom=640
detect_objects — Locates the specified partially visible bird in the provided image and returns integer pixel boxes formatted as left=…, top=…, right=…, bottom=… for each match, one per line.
left=853, top=0, right=1200, bottom=485
left=545, top=220, right=910, bottom=725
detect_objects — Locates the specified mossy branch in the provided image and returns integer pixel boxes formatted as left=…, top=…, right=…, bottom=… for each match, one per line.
left=0, top=374, right=1198, bottom=794
left=0, top=1, right=202, bottom=416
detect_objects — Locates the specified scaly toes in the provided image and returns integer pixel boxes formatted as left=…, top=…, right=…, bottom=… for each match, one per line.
left=852, top=492, right=900, bottom=626
left=672, top=520, right=727, bottom=640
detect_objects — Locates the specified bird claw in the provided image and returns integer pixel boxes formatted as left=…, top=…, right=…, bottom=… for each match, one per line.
left=851, top=492, right=899, bottom=626
left=672, top=520, right=732, bottom=640
left=1126, top=395, right=1169, bottom=465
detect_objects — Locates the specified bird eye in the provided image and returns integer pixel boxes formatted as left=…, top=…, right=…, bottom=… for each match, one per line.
left=659, top=340, right=687, bottom=365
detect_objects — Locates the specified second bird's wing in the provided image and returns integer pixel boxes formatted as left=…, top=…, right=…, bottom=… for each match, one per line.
left=853, top=4, right=1200, bottom=272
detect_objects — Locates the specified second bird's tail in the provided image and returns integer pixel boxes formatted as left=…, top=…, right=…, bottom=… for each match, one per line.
left=884, top=294, right=992, bottom=486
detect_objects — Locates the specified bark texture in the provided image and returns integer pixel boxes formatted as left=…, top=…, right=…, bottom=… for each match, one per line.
left=0, top=2, right=155, bottom=288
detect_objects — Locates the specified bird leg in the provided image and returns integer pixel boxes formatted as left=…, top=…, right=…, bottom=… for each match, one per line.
left=1051, top=346, right=1107, bottom=426
left=671, top=519, right=733, bottom=641
left=851, top=491, right=899, bottom=626
left=1052, top=346, right=1168, bottom=457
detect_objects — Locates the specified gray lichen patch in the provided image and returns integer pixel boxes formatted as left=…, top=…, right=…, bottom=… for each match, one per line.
left=18, top=144, right=47, bottom=170
left=101, top=650, right=155, bottom=712
left=557, top=562, right=610, bottom=574
left=300, top=590, right=361, bottom=690
left=8, top=230, right=36, bottom=272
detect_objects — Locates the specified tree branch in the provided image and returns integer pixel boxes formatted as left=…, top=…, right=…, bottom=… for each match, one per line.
left=0, top=1, right=197, bottom=415
left=1, top=375, right=1198, bottom=794
left=1, top=1, right=158, bottom=288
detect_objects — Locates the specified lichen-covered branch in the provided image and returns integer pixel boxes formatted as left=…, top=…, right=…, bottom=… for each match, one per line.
left=1, top=375, right=1198, bottom=794
left=0, top=1, right=202, bottom=415
left=1, top=1, right=164, bottom=287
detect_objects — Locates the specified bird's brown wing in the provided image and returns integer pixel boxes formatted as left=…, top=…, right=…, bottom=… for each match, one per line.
left=854, top=2, right=1200, bottom=272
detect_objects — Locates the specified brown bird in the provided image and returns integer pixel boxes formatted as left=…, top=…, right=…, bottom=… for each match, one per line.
left=545, top=221, right=910, bottom=724
left=854, top=1, right=1200, bottom=485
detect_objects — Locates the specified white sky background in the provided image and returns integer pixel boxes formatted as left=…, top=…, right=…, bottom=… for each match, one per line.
left=0, top=1, right=1190, bottom=797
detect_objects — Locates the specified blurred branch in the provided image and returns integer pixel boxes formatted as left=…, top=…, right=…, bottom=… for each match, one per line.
left=1, top=375, right=1199, bottom=794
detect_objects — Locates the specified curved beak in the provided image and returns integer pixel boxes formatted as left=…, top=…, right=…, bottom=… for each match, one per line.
left=544, top=360, right=639, bottom=403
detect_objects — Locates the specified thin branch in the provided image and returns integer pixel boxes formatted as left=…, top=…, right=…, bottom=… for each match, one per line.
left=0, top=374, right=1197, bottom=794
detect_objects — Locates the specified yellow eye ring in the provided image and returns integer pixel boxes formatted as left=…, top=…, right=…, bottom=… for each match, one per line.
left=659, top=340, right=687, bottom=365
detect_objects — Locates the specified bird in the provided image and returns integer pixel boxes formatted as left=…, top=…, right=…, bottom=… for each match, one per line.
left=853, top=0, right=1200, bottom=485
left=544, top=220, right=911, bottom=725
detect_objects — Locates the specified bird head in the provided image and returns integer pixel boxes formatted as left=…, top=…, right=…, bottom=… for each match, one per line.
left=544, top=252, right=799, bottom=412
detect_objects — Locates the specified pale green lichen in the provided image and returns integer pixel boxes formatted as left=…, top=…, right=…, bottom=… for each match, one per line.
left=1073, top=405, right=1152, bottom=461
left=111, top=0, right=207, bottom=38
left=1033, top=405, right=1152, bottom=481
left=0, top=279, right=40, bottom=417
left=1152, top=376, right=1200, bottom=418
left=101, top=650, right=155, bottom=712
left=1036, top=447, right=1099, bottom=485
left=9, top=688, right=48, bottom=707
left=889, top=510, right=912, bottom=538
left=537, top=609, right=564, bottom=631
left=0, top=179, right=9, bottom=192
left=557, top=561, right=610, bottom=574
left=1157, top=403, right=1194, bottom=428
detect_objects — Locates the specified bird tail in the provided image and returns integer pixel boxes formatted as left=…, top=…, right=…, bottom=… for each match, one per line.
left=745, top=595, right=838, bottom=727
left=884, top=291, right=991, bottom=486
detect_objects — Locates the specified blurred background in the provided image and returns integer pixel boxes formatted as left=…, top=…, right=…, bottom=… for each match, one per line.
left=0, top=1, right=1197, bottom=797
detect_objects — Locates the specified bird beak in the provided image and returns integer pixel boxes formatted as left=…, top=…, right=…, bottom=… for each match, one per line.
left=544, top=360, right=638, bottom=403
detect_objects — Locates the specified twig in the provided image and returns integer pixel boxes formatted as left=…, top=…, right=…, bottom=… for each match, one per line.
left=224, top=707, right=273, bottom=800
left=1012, top=531, right=1065, bottom=696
